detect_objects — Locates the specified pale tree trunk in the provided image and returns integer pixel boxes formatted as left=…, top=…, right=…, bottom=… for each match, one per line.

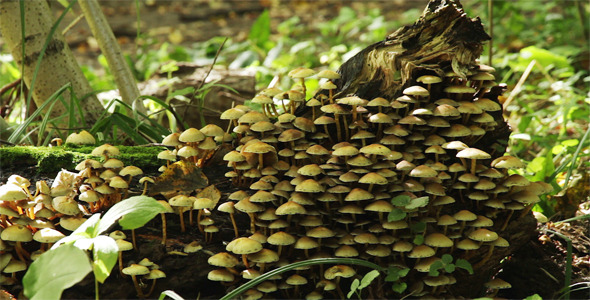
left=0, top=0, right=104, bottom=126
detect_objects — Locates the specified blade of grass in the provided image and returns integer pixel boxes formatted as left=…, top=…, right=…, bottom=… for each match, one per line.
left=563, top=125, right=590, bottom=188
left=545, top=229, right=572, bottom=300
left=8, top=83, right=71, bottom=143
left=37, top=94, right=67, bottom=146
left=220, top=258, right=384, bottom=300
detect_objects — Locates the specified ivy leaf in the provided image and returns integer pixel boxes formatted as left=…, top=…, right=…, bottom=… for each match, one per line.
left=455, top=259, right=474, bottom=274
left=405, top=196, right=429, bottom=210
left=444, top=264, right=456, bottom=273
left=413, top=234, right=424, bottom=245
left=391, top=195, right=411, bottom=206
left=429, top=261, right=443, bottom=276
left=359, top=270, right=380, bottom=289
left=410, top=221, right=426, bottom=233
left=23, top=244, right=92, bottom=300
left=347, top=278, right=360, bottom=298
left=442, top=254, right=453, bottom=264
left=387, top=208, right=406, bottom=222
left=392, top=282, right=407, bottom=294
left=398, top=267, right=410, bottom=277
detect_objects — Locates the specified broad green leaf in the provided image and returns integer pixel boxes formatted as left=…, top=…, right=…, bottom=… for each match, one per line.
left=73, top=238, right=94, bottom=251
left=384, top=267, right=400, bottom=282
left=516, top=46, right=572, bottom=71
left=391, top=195, right=411, bottom=206
left=455, top=259, right=474, bottom=274
left=97, top=196, right=165, bottom=234
left=359, top=270, right=380, bottom=289
left=23, top=244, right=92, bottom=300
left=347, top=279, right=360, bottom=298
left=392, top=282, right=407, bottom=294
left=248, top=10, right=270, bottom=49
left=405, top=196, right=429, bottom=210
left=387, top=208, right=406, bottom=222
left=92, top=236, right=118, bottom=283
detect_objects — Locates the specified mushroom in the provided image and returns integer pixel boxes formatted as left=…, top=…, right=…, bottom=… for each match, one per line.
left=122, top=264, right=150, bottom=298
left=144, top=269, right=166, bottom=298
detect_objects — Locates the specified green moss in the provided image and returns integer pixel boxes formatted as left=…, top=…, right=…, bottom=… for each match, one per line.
left=0, top=145, right=166, bottom=174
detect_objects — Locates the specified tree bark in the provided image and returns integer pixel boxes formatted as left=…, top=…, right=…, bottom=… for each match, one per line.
left=0, top=0, right=104, bottom=126
left=78, top=0, right=146, bottom=114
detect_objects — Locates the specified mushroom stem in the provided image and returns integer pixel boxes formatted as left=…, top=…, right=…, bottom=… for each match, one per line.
left=130, top=275, right=146, bottom=299
left=197, top=209, right=205, bottom=233
left=241, top=254, right=250, bottom=268
left=500, top=210, right=515, bottom=231
left=131, top=229, right=137, bottom=249
left=258, top=153, right=264, bottom=170
left=161, top=213, right=168, bottom=245
left=229, top=213, right=239, bottom=238
left=334, top=115, right=342, bottom=141
left=118, top=252, right=125, bottom=276
left=146, top=279, right=158, bottom=298
left=15, top=242, right=30, bottom=262
left=247, top=213, right=256, bottom=233
left=179, top=208, right=186, bottom=232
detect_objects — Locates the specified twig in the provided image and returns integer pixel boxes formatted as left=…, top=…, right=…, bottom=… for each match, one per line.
left=183, top=37, right=229, bottom=123
left=61, top=14, right=84, bottom=36
left=0, top=78, right=21, bottom=96
left=503, top=59, right=536, bottom=109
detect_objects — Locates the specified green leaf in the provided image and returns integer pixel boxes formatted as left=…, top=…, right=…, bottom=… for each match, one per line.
left=97, top=196, right=165, bottom=235
left=92, top=236, right=119, bottom=283
left=391, top=195, right=411, bottom=206
left=516, top=46, right=572, bottom=71
left=410, top=221, right=426, bottom=233
left=23, top=244, right=92, bottom=300
left=429, top=261, right=443, bottom=276
left=159, top=290, right=185, bottom=300
left=398, top=267, right=410, bottom=277
left=444, top=264, right=456, bottom=273
left=441, top=254, right=453, bottom=264
left=249, top=10, right=270, bottom=49
left=405, top=196, right=429, bottom=210
left=347, top=279, right=360, bottom=298
left=523, top=294, right=543, bottom=300
left=455, top=259, right=474, bottom=274
left=392, top=282, right=407, bottom=294
left=413, top=234, right=424, bottom=245
left=387, top=208, right=406, bottom=222
left=359, top=270, right=380, bottom=289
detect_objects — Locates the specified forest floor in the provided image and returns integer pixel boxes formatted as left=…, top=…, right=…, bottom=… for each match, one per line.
left=1, top=1, right=589, bottom=299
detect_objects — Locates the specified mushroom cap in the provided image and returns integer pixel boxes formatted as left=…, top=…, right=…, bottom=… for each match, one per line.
left=453, top=209, right=477, bottom=221
left=33, top=228, right=65, bottom=243
left=208, top=269, right=235, bottom=282
left=59, top=216, right=87, bottom=231
left=119, top=166, right=143, bottom=177
left=248, top=248, right=279, bottom=263
left=3, top=260, right=27, bottom=273
left=208, top=252, right=239, bottom=267
left=485, top=278, right=512, bottom=289
left=161, top=133, right=181, bottom=147
left=52, top=196, right=81, bottom=215
left=179, top=128, right=205, bottom=143
left=1, top=225, right=33, bottom=242
left=288, top=67, right=316, bottom=78
left=407, top=244, right=436, bottom=258
left=317, top=69, right=340, bottom=79
left=468, top=228, right=499, bottom=242
left=235, top=198, right=264, bottom=213
left=403, top=85, right=429, bottom=97
left=122, top=264, right=150, bottom=276
left=226, top=237, right=263, bottom=254
left=306, top=226, right=335, bottom=239
left=145, top=269, right=166, bottom=280
left=267, top=231, right=296, bottom=246
left=0, top=184, right=28, bottom=201
left=410, top=165, right=438, bottom=178
left=457, top=148, right=491, bottom=159
left=65, top=130, right=96, bottom=145
left=424, top=233, right=453, bottom=248
left=337, top=96, right=368, bottom=106
left=295, top=179, right=325, bottom=193
left=417, top=75, right=442, bottom=84
left=168, top=195, right=194, bottom=207
left=324, top=265, right=356, bottom=279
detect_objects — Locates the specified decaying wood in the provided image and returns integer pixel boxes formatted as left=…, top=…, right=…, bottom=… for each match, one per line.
left=330, top=0, right=490, bottom=100
left=137, top=63, right=255, bottom=129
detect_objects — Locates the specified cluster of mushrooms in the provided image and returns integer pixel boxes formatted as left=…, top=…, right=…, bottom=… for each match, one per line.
left=205, top=65, right=552, bottom=299
left=0, top=136, right=156, bottom=288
